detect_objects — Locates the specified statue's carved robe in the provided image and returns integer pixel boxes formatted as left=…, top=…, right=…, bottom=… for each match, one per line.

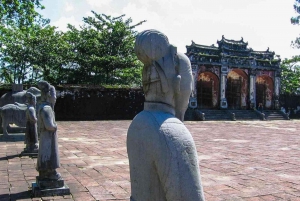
left=127, top=102, right=205, bottom=201
left=37, top=103, right=59, bottom=171
left=25, top=105, right=38, bottom=148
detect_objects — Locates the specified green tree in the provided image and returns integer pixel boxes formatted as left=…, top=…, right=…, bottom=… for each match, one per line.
left=0, top=24, right=70, bottom=84
left=0, top=0, right=52, bottom=84
left=0, top=25, right=31, bottom=84
left=291, top=0, right=300, bottom=48
left=27, top=25, right=71, bottom=84
left=0, top=0, right=47, bottom=27
left=280, top=57, right=300, bottom=94
left=65, top=11, right=145, bottom=86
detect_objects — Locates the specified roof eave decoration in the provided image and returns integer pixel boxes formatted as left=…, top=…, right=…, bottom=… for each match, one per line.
left=187, top=41, right=219, bottom=51
left=217, top=35, right=248, bottom=46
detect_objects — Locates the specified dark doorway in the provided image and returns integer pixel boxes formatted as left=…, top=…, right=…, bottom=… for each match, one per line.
left=256, top=81, right=266, bottom=108
left=226, top=77, right=242, bottom=109
left=197, top=79, right=213, bottom=109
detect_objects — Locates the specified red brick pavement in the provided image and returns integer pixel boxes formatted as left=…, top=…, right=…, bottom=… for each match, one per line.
left=0, top=120, right=299, bottom=201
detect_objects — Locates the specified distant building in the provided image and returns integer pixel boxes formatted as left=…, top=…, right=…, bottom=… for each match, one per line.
left=186, top=35, right=281, bottom=110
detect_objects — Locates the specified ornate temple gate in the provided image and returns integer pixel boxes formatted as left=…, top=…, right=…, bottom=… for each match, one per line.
left=226, top=77, right=242, bottom=109
left=186, top=36, right=281, bottom=112
left=197, top=79, right=213, bottom=109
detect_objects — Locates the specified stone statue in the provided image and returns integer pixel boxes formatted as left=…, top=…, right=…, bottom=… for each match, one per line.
left=0, top=87, right=41, bottom=107
left=0, top=103, right=27, bottom=136
left=24, top=92, right=38, bottom=152
left=0, top=86, right=41, bottom=135
left=36, top=81, right=61, bottom=180
left=127, top=30, right=205, bottom=201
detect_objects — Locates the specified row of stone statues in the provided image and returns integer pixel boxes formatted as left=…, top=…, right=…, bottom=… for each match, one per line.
left=33, top=81, right=68, bottom=196
left=8, top=81, right=67, bottom=196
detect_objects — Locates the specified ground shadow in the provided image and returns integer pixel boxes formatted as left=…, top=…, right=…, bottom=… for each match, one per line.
left=0, top=154, right=20, bottom=161
left=0, top=193, right=9, bottom=201
left=7, top=190, right=32, bottom=200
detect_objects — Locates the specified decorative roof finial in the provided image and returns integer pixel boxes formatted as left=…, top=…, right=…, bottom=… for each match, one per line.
left=267, top=47, right=269, bottom=52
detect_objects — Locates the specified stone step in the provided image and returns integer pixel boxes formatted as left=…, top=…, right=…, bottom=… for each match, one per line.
left=263, top=110, right=286, bottom=120
left=228, top=110, right=261, bottom=120
left=184, top=109, right=288, bottom=121
left=200, top=110, right=232, bottom=121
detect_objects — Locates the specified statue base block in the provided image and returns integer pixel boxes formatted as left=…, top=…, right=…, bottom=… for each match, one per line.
left=20, top=149, right=38, bottom=157
left=32, top=177, right=70, bottom=197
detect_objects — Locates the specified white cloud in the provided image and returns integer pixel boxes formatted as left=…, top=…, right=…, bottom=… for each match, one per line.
left=52, top=16, right=82, bottom=32
left=65, top=2, right=74, bottom=12
left=43, top=0, right=299, bottom=59
left=86, top=0, right=112, bottom=8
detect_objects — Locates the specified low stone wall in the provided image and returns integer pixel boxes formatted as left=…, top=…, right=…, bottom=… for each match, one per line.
left=0, top=85, right=144, bottom=121
left=54, top=86, right=144, bottom=120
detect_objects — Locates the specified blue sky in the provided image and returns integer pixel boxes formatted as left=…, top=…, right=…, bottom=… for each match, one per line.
left=39, top=0, right=299, bottom=59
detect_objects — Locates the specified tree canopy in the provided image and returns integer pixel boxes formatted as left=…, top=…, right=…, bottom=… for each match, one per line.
left=291, top=0, right=300, bottom=24
left=291, top=0, right=300, bottom=48
left=0, top=0, right=47, bottom=27
left=63, top=11, right=145, bottom=85
left=0, top=4, right=145, bottom=86
left=280, top=56, right=300, bottom=94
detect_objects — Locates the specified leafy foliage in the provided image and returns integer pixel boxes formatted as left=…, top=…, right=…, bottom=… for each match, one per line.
left=0, top=24, right=69, bottom=84
left=291, top=0, right=300, bottom=24
left=291, top=0, right=300, bottom=48
left=280, top=56, right=300, bottom=94
left=0, top=8, right=145, bottom=86
left=63, top=11, right=145, bottom=85
left=0, top=0, right=47, bottom=27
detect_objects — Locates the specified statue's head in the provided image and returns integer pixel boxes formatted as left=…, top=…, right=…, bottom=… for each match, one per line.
left=135, top=29, right=170, bottom=65
left=37, top=81, right=56, bottom=109
left=135, top=30, right=193, bottom=121
left=26, top=92, right=36, bottom=106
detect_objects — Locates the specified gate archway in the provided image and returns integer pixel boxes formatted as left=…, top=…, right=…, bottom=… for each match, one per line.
left=226, top=69, right=248, bottom=109
left=197, top=72, right=219, bottom=109
left=256, top=75, right=274, bottom=109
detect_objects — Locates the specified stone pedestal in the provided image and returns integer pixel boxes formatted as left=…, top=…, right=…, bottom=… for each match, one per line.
left=32, top=176, right=70, bottom=197
left=20, top=148, right=38, bottom=157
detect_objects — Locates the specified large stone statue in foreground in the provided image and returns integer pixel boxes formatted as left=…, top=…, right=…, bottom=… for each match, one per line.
left=127, top=30, right=205, bottom=201
left=33, top=81, right=69, bottom=197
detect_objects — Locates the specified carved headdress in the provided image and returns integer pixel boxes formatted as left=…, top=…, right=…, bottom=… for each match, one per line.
left=38, top=81, right=56, bottom=109
left=135, top=29, right=178, bottom=94
left=26, top=92, right=36, bottom=105
left=37, top=81, right=51, bottom=94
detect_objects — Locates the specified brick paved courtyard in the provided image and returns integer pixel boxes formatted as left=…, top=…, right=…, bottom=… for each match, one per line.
left=0, top=120, right=299, bottom=201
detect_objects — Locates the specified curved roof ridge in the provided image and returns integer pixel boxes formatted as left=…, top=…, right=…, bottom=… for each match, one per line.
left=217, top=35, right=248, bottom=45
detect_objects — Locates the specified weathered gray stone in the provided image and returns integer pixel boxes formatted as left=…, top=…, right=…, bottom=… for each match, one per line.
left=36, top=81, right=60, bottom=179
left=32, top=182, right=70, bottom=197
left=24, top=92, right=38, bottom=153
left=0, top=86, right=41, bottom=135
left=0, top=103, right=27, bottom=136
left=127, top=30, right=205, bottom=201
left=0, top=86, right=41, bottom=107
left=36, top=176, right=65, bottom=189
left=32, top=81, right=68, bottom=197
